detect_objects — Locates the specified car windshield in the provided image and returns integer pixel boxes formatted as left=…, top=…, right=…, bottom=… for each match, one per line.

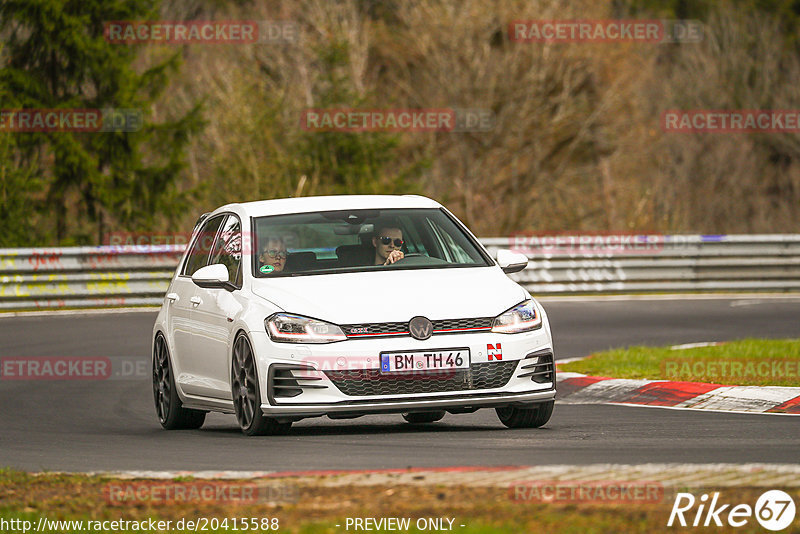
left=252, top=208, right=492, bottom=277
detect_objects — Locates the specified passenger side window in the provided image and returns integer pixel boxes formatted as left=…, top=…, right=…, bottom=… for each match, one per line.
left=182, top=215, right=225, bottom=276
left=209, top=215, right=242, bottom=287
left=427, top=219, right=472, bottom=263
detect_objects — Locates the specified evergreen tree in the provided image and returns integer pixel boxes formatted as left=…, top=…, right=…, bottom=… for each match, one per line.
left=0, top=0, right=203, bottom=245
left=0, top=59, right=42, bottom=247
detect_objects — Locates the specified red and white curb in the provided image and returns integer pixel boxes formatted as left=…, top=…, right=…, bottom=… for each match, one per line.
left=556, top=372, right=800, bottom=415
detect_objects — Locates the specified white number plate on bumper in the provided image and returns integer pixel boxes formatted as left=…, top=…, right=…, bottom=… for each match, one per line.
left=380, top=348, right=470, bottom=373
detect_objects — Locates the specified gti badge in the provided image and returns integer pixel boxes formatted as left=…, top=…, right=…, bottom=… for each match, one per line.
left=408, top=316, right=433, bottom=340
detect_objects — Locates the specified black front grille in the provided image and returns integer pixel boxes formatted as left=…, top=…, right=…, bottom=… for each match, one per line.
left=342, top=321, right=408, bottom=337
left=324, top=360, right=518, bottom=396
left=433, top=317, right=493, bottom=331
left=341, top=317, right=493, bottom=338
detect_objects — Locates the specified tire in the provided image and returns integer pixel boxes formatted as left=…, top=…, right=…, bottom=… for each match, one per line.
left=153, top=334, right=206, bottom=430
left=402, top=411, right=445, bottom=424
left=496, top=401, right=554, bottom=429
left=231, top=334, right=292, bottom=436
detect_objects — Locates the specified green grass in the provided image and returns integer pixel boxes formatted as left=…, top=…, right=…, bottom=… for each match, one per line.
left=0, top=469, right=648, bottom=533
left=559, top=338, right=800, bottom=386
left=1, top=470, right=794, bottom=533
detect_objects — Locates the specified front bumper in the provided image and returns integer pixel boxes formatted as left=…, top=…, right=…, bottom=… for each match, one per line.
left=249, top=327, right=555, bottom=418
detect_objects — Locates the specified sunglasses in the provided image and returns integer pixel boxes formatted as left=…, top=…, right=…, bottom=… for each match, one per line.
left=262, top=249, right=287, bottom=259
left=378, top=236, right=404, bottom=247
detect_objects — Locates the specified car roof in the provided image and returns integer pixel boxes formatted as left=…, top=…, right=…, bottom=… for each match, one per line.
left=213, top=194, right=443, bottom=219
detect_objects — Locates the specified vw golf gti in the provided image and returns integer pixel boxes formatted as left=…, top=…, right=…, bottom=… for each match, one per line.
left=152, top=195, right=556, bottom=435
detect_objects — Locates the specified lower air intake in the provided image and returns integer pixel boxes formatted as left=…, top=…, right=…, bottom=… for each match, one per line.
left=517, top=351, right=555, bottom=384
left=269, top=364, right=327, bottom=399
left=324, top=360, right=518, bottom=396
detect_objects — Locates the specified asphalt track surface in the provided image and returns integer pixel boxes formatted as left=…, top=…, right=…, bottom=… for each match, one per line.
left=1, top=297, right=798, bottom=472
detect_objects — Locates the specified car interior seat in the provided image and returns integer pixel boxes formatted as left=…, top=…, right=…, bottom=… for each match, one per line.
left=335, top=244, right=374, bottom=267
left=284, top=251, right=317, bottom=272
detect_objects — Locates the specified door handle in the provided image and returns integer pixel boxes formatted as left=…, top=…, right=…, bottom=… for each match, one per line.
left=190, top=296, right=202, bottom=306
left=166, top=293, right=179, bottom=303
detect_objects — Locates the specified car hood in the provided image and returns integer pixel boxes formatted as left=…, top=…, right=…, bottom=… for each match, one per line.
left=250, top=266, right=527, bottom=324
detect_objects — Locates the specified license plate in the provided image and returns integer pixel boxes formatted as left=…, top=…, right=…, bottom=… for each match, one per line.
left=380, top=348, right=470, bottom=373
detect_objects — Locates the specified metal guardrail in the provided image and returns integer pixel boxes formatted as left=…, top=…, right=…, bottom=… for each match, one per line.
left=483, top=234, right=800, bottom=294
left=1, top=235, right=799, bottom=310
left=0, top=245, right=185, bottom=310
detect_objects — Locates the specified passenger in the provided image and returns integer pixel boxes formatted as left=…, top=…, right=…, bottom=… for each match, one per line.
left=372, top=225, right=405, bottom=265
left=258, top=236, right=287, bottom=274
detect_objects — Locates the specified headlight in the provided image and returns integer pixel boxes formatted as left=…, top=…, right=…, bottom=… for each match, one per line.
left=266, top=313, right=347, bottom=343
left=491, top=300, right=542, bottom=334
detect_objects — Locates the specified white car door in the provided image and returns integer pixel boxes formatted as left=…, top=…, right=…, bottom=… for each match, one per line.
left=189, top=214, right=245, bottom=400
left=171, top=214, right=225, bottom=398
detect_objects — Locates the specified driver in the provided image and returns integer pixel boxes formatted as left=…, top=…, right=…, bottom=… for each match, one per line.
left=372, top=225, right=404, bottom=265
left=258, top=236, right=287, bottom=274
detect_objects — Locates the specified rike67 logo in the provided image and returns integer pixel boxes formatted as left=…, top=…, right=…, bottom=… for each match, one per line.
left=668, top=490, right=796, bottom=531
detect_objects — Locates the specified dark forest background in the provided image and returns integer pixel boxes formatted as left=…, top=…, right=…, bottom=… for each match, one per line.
left=2, top=0, right=799, bottom=246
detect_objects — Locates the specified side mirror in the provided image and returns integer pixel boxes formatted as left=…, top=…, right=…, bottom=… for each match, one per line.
left=496, top=249, right=528, bottom=274
left=192, top=264, right=234, bottom=290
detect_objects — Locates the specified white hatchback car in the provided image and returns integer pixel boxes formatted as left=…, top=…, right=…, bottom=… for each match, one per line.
left=152, top=195, right=556, bottom=435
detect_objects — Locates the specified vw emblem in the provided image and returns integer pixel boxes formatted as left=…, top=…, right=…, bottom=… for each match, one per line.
left=408, top=316, right=433, bottom=340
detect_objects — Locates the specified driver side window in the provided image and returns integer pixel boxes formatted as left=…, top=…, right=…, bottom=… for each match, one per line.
left=209, top=215, right=242, bottom=287
left=182, top=215, right=224, bottom=276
